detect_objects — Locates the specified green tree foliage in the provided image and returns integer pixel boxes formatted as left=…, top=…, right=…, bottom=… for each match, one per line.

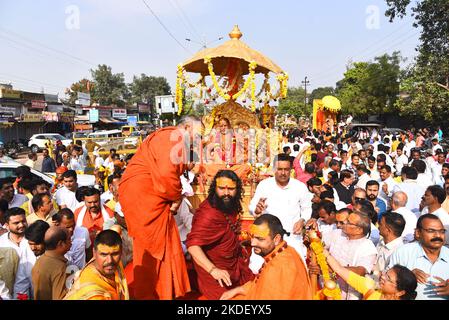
left=90, top=64, right=129, bottom=107
left=66, top=78, right=91, bottom=105
left=278, top=86, right=310, bottom=117
left=385, top=0, right=449, bottom=123
left=335, top=52, right=403, bottom=116
left=396, top=63, right=449, bottom=122
left=129, top=74, right=171, bottom=105
left=308, top=87, right=335, bottom=104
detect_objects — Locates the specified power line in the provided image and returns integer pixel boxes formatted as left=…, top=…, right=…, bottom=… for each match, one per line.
left=141, top=0, right=191, bottom=54
left=0, top=73, right=65, bottom=89
left=309, top=22, right=416, bottom=80
left=0, top=33, right=92, bottom=68
left=0, top=27, right=95, bottom=67
left=310, top=30, right=420, bottom=83
left=167, top=0, right=201, bottom=43
left=173, top=0, right=203, bottom=42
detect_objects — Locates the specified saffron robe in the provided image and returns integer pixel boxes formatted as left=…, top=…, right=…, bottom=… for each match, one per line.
left=64, top=260, right=129, bottom=300
left=186, top=200, right=254, bottom=299
left=234, top=242, right=313, bottom=300
left=119, top=127, right=190, bottom=299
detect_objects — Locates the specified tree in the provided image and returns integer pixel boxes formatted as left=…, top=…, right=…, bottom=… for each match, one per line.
left=65, top=78, right=92, bottom=105
left=90, top=64, right=129, bottom=107
left=308, top=87, right=335, bottom=104
left=278, top=86, right=310, bottom=117
left=129, top=74, right=171, bottom=105
left=335, top=52, right=403, bottom=116
left=396, top=63, right=449, bottom=123
left=385, top=0, right=449, bottom=124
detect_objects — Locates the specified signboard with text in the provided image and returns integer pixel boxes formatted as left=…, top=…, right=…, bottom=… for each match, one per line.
left=31, top=100, right=46, bottom=109
left=99, top=109, right=112, bottom=118
left=89, top=109, right=99, bottom=123
left=112, top=108, right=127, bottom=119
left=138, top=103, right=150, bottom=113
left=127, top=115, right=138, bottom=126
left=0, top=112, right=14, bottom=122
left=77, top=92, right=91, bottom=106
left=42, top=111, right=58, bottom=122
left=59, top=112, right=75, bottom=123
left=0, top=88, right=21, bottom=99
left=22, top=113, right=43, bottom=122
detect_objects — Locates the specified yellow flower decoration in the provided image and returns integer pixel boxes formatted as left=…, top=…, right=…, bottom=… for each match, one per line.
left=310, top=240, right=342, bottom=300
left=204, top=56, right=230, bottom=100
left=176, top=64, right=184, bottom=115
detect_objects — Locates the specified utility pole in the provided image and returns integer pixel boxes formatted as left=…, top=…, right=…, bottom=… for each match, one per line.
left=301, top=77, right=310, bottom=112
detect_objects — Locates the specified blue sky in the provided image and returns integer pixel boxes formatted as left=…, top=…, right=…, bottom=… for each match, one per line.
left=0, top=0, right=420, bottom=96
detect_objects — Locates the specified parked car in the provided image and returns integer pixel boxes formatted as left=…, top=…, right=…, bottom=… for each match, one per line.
left=381, top=127, right=406, bottom=136
left=347, top=123, right=383, bottom=138
left=28, top=133, right=72, bottom=153
left=0, top=158, right=95, bottom=187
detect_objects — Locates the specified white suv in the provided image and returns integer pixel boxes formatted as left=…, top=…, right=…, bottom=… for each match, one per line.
left=28, top=133, right=72, bottom=153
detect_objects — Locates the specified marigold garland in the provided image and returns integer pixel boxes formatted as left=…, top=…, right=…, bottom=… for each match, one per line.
left=231, top=60, right=257, bottom=100
left=276, top=72, right=289, bottom=98
left=310, top=240, right=342, bottom=300
left=204, top=56, right=231, bottom=100
left=176, top=57, right=289, bottom=115
left=250, top=67, right=256, bottom=112
left=176, top=64, right=184, bottom=115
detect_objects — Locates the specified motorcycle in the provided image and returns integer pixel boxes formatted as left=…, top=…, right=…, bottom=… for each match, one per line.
left=0, top=140, right=19, bottom=159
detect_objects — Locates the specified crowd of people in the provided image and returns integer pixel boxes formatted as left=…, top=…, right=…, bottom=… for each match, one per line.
left=1, top=116, right=448, bottom=300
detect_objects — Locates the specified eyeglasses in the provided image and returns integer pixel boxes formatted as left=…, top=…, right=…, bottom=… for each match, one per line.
left=354, top=197, right=366, bottom=202
left=420, top=228, right=447, bottom=235
left=346, top=222, right=360, bottom=228
left=382, top=270, right=397, bottom=287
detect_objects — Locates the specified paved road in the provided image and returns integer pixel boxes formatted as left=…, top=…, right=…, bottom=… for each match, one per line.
left=15, top=152, right=44, bottom=171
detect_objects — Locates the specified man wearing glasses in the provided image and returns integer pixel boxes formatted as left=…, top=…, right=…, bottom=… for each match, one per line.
left=389, top=214, right=449, bottom=300
left=321, top=209, right=377, bottom=300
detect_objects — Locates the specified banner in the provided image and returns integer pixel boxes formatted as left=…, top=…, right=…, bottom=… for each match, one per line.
left=59, top=112, right=75, bottom=123
left=138, top=103, right=150, bottom=113
left=0, top=88, right=21, bottom=99
left=22, top=113, right=43, bottom=122
left=42, top=111, right=58, bottom=122
left=77, top=92, right=91, bottom=106
left=89, top=109, right=99, bottom=123
left=23, top=92, right=45, bottom=101
left=99, top=109, right=111, bottom=117
left=31, top=100, right=46, bottom=109
left=127, top=115, right=138, bottom=126
left=112, top=108, right=127, bottom=119
left=0, top=112, right=14, bottom=122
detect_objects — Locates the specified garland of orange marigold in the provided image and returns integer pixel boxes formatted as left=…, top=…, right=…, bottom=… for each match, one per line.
left=204, top=56, right=230, bottom=100
left=309, top=240, right=342, bottom=300
left=176, top=64, right=184, bottom=115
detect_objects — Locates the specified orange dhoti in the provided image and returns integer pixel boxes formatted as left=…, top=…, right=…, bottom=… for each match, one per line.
left=119, top=127, right=191, bottom=300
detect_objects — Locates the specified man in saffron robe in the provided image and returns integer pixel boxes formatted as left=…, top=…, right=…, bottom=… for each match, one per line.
left=220, top=214, right=313, bottom=300
left=119, top=116, right=201, bottom=300
left=186, top=170, right=254, bottom=299
left=64, top=230, right=129, bottom=300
